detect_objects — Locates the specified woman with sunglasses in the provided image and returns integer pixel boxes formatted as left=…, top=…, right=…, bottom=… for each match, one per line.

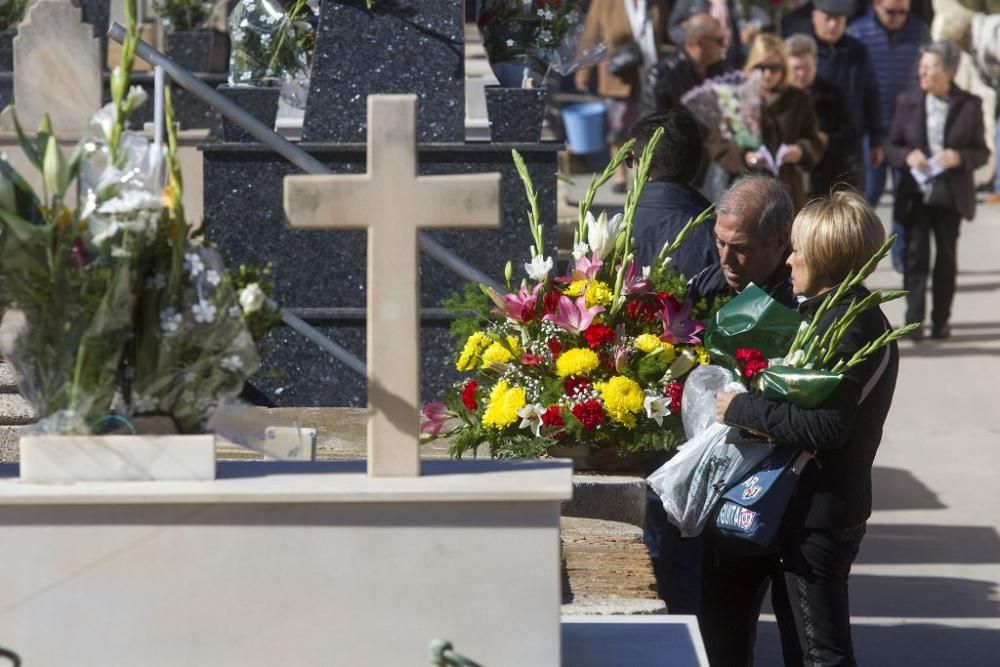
left=742, top=33, right=825, bottom=211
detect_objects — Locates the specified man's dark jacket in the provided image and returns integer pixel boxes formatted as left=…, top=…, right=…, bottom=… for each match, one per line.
left=724, top=286, right=899, bottom=530
left=640, top=49, right=726, bottom=117
left=885, top=85, right=990, bottom=222
left=633, top=181, right=717, bottom=280
left=686, top=260, right=796, bottom=310
left=813, top=30, right=882, bottom=146
left=807, top=75, right=863, bottom=194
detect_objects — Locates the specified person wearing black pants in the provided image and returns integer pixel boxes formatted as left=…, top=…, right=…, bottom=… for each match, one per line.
left=886, top=41, right=990, bottom=340
left=902, top=201, right=961, bottom=335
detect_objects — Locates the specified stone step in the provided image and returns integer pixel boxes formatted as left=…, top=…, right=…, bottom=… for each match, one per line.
left=560, top=516, right=664, bottom=615
left=0, top=362, right=19, bottom=393
left=0, top=393, right=36, bottom=426
left=0, top=425, right=19, bottom=463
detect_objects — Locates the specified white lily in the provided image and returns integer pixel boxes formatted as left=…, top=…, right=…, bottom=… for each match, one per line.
left=524, top=255, right=553, bottom=282
left=643, top=394, right=672, bottom=426
left=516, top=403, right=546, bottom=437
left=572, top=241, right=590, bottom=261
left=661, top=348, right=700, bottom=383
left=586, top=210, right=624, bottom=260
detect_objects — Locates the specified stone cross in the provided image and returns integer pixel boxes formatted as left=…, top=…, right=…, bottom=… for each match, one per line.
left=283, top=94, right=501, bottom=477
left=0, top=0, right=102, bottom=133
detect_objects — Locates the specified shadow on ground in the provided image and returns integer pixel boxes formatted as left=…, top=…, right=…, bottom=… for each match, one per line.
left=857, top=524, right=1000, bottom=565
left=871, top=466, right=945, bottom=511
left=756, top=621, right=1000, bottom=666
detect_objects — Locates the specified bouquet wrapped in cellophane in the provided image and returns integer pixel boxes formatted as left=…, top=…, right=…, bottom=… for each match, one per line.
left=648, top=239, right=918, bottom=535
left=681, top=70, right=762, bottom=150
left=0, top=1, right=263, bottom=435
left=421, top=130, right=725, bottom=461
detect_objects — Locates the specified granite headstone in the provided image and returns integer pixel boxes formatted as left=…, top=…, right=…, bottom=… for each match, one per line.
left=301, top=0, right=465, bottom=143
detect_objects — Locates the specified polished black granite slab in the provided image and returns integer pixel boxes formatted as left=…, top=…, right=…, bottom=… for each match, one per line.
left=201, top=141, right=560, bottom=407
left=301, top=0, right=465, bottom=143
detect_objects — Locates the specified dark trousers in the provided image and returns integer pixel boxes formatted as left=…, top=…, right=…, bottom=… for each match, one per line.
left=644, top=487, right=703, bottom=614
left=903, top=200, right=961, bottom=327
left=698, top=524, right=866, bottom=667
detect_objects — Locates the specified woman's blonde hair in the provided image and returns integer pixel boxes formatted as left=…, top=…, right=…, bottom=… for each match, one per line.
left=791, top=190, right=886, bottom=288
left=744, top=33, right=789, bottom=88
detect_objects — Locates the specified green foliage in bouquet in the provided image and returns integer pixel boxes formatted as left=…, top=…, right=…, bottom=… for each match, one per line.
left=228, top=0, right=315, bottom=87
left=422, top=131, right=722, bottom=460
left=153, top=0, right=216, bottom=32
left=0, top=0, right=28, bottom=31
left=0, top=0, right=260, bottom=434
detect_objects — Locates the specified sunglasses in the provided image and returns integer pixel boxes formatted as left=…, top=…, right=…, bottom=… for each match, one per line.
left=754, top=63, right=783, bottom=74
left=624, top=153, right=638, bottom=169
left=884, top=8, right=909, bottom=17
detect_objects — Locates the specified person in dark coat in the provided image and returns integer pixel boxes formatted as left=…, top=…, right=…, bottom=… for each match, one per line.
left=666, top=0, right=750, bottom=69
left=709, top=190, right=900, bottom=666
left=808, top=0, right=883, bottom=191
left=741, top=34, right=825, bottom=212
left=630, top=109, right=718, bottom=280
left=885, top=40, right=990, bottom=340
left=641, top=13, right=729, bottom=116
left=786, top=33, right=858, bottom=196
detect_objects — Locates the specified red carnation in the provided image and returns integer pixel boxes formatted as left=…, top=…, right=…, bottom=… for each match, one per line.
left=742, top=360, right=769, bottom=380
left=626, top=297, right=658, bottom=322
left=547, top=338, right=564, bottom=357
left=734, top=348, right=768, bottom=380
left=564, top=377, right=591, bottom=397
left=521, top=353, right=544, bottom=366
left=572, top=399, right=605, bottom=432
left=665, top=381, right=684, bottom=413
left=735, top=347, right=765, bottom=364
left=583, top=323, right=615, bottom=348
left=542, top=290, right=563, bottom=314
left=461, top=380, right=478, bottom=411
left=541, top=405, right=566, bottom=427
left=657, top=292, right=682, bottom=311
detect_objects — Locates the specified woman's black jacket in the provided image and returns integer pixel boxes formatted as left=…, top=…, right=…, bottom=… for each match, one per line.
left=723, top=285, right=900, bottom=530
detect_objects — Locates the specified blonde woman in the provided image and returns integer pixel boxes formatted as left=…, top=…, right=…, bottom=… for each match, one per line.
left=742, top=34, right=825, bottom=211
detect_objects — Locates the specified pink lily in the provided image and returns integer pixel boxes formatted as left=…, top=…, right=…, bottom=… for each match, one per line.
left=620, top=258, right=651, bottom=295
left=613, top=345, right=632, bottom=373
left=557, top=252, right=604, bottom=284
left=486, top=283, right=541, bottom=323
left=420, top=402, right=450, bottom=437
left=658, top=298, right=706, bottom=345
left=542, top=294, right=605, bottom=334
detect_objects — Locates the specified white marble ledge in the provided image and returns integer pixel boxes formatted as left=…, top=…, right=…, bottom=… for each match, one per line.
left=0, top=459, right=574, bottom=505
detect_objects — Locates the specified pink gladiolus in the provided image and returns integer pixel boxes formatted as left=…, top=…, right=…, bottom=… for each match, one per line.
left=420, top=401, right=450, bottom=437
left=487, top=283, right=541, bottom=323
left=542, top=295, right=604, bottom=334
left=621, top=259, right=650, bottom=295
left=658, top=298, right=706, bottom=345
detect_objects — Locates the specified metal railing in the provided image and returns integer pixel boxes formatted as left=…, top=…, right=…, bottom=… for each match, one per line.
left=107, top=23, right=502, bottom=380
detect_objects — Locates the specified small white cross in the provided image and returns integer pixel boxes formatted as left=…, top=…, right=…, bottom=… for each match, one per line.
left=283, top=95, right=501, bottom=477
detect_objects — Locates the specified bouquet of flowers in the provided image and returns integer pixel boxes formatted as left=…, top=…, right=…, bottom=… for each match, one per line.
left=478, top=0, right=600, bottom=80
left=648, top=241, right=918, bottom=535
left=421, top=131, right=722, bottom=461
left=0, top=1, right=260, bottom=435
left=681, top=71, right=762, bottom=150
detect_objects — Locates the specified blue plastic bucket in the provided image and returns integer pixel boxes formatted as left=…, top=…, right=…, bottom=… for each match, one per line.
left=561, top=102, right=607, bottom=154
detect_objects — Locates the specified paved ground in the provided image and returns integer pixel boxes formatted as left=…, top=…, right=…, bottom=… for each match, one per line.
left=568, top=178, right=1000, bottom=664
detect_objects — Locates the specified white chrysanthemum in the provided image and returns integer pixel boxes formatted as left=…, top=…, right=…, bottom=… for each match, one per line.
left=132, top=393, right=158, bottom=413
left=184, top=252, right=205, bottom=277
left=221, top=355, right=244, bottom=371
left=205, top=269, right=222, bottom=286
left=192, top=300, right=216, bottom=324
left=239, top=283, right=265, bottom=314
left=160, top=307, right=183, bottom=334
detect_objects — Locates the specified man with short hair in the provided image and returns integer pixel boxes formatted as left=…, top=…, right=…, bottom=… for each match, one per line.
left=807, top=0, right=882, bottom=195
left=640, top=13, right=728, bottom=117
left=686, top=175, right=797, bottom=307
left=630, top=109, right=718, bottom=280
left=785, top=34, right=855, bottom=196
left=849, top=0, right=929, bottom=204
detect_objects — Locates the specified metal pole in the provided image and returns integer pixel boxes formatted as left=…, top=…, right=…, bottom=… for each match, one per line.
left=271, top=300, right=367, bottom=377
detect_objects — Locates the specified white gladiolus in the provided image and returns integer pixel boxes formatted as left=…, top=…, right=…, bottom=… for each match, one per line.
left=585, top=210, right=623, bottom=260
left=524, top=255, right=553, bottom=282
left=239, top=283, right=266, bottom=314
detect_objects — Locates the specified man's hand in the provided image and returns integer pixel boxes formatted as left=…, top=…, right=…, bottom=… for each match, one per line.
left=716, top=391, right=738, bottom=424
left=817, top=130, right=829, bottom=149
left=935, top=148, right=962, bottom=169
left=906, top=149, right=929, bottom=172
left=781, top=143, right=803, bottom=164
left=869, top=146, right=885, bottom=168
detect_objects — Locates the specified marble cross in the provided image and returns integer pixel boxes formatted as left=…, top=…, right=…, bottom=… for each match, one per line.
left=283, top=95, right=501, bottom=477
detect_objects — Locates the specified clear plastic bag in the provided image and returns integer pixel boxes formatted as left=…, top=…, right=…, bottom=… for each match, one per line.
left=647, top=364, right=773, bottom=536
left=228, top=0, right=314, bottom=102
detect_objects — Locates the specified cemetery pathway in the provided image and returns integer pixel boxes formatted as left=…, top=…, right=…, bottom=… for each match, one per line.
left=572, top=183, right=1000, bottom=665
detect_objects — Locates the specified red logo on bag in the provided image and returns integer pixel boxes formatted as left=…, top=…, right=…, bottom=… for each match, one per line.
left=738, top=508, right=756, bottom=531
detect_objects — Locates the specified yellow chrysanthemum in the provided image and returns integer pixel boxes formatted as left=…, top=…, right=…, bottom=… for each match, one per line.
left=482, top=380, right=527, bottom=429
left=660, top=341, right=677, bottom=364
left=694, top=345, right=711, bottom=365
left=564, top=279, right=587, bottom=297
left=481, top=336, right=521, bottom=368
left=456, top=331, right=490, bottom=371
left=595, top=376, right=644, bottom=428
left=555, top=347, right=601, bottom=378
left=635, top=334, right=662, bottom=354
left=584, top=280, right=614, bottom=308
